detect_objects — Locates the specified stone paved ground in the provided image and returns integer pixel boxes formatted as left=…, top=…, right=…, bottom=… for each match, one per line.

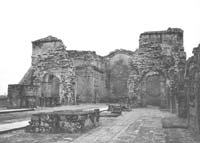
left=0, top=107, right=200, bottom=143
left=72, top=108, right=200, bottom=143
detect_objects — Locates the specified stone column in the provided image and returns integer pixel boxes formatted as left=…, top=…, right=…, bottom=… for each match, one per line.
left=160, top=77, right=167, bottom=109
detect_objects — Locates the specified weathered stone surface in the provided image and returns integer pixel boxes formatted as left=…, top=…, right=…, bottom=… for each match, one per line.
left=184, top=43, right=200, bottom=133
left=67, top=49, right=134, bottom=103
left=31, top=36, right=75, bottom=106
left=0, top=95, right=8, bottom=108
left=104, top=49, right=134, bottom=103
left=8, top=84, right=39, bottom=108
left=68, top=50, right=106, bottom=103
left=128, top=28, right=186, bottom=109
left=7, top=28, right=187, bottom=114
left=8, top=41, right=135, bottom=107
left=108, top=104, right=122, bottom=114
left=26, top=109, right=100, bottom=133
left=8, top=36, right=76, bottom=107
left=5, top=28, right=200, bottom=137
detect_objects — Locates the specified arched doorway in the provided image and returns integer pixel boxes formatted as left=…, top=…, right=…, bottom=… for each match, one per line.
left=140, top=72, right=165, bottom=107
left=109, top=59, right=130, bottom=103
left=40, top=74, right=60, bottom=107
left=145, top=75, right=162, bottom=106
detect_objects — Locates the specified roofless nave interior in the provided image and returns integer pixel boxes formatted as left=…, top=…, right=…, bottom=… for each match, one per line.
left=7, top=28, right=200, bottom=133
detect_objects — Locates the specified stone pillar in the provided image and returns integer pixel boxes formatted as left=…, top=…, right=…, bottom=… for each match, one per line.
left=160, top=78, right=167, bottom=109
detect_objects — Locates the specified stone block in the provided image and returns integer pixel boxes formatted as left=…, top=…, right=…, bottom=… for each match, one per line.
left=26, top=109, right=100, bottom=133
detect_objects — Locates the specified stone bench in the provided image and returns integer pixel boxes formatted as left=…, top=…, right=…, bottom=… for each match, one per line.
left=108, top=104, right=122, bottom=114
left=26, top=109, right=100, bottom=133
left=120, top=103, right=132, bottom=112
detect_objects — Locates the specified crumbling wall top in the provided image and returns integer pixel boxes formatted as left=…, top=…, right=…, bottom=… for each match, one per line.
left=140, top=28, right=183, bottom=38
left=139, top=28, right=184, bottom=49
left=67, top=50, right=104, bottom=61
left=192, top=43, right=200, bottom=55
left=32, top=35, right=62, bottom=44
left=104, top=49, right=135, bottom=58
left=67, top=50, right=97, bottom=58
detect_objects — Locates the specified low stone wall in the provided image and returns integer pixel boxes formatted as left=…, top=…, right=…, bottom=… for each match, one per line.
left=7, top=84, right=39, bottom=108
left=26, top=109, right=100, bottom=133
left=0, top=96, right=8, bottom=108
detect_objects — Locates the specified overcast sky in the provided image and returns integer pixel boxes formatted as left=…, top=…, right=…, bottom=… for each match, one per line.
left=0, top=0, right=199, bottom=95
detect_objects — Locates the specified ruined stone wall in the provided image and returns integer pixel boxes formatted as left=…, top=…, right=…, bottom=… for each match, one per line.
left=128, top=28, right=186, bottom=109
left=0, top=96, right=8, bottom=108
left=185, top=44, right=200, bottom=133
left=8, top=36, right=75, bottom=108
left=7, top=84, right=39, bottom=108
left=76, top=66, right=105, bottom=103
left=68, top=50, right=104, bottom=69
left=68, top=50, right=105, bottom=103
left=67, top=49, right=133, bottom=103
left=20, top=85, right=40, bottom=107
left=93, top=67, right=106, bottom=102
left=104, top=49, right=134, bottom=103
left=7, top=28, right=187, bottom=109
left=7, top=85, right=22, bottom=108
left=31, top=36, right=75, bottom=105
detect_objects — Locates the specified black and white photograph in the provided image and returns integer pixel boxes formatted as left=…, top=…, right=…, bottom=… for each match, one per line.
left=0, top=0, right=200, bottom=142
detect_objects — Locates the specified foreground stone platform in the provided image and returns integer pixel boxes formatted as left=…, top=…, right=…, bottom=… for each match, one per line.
left=26, top=109, right=100, bottom=133
left=0, top=104, right=107, bottom=134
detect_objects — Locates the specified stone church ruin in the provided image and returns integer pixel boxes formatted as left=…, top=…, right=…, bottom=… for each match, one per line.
left=7, top=28, right=185, bottom=109
left=7, top=27, right=200, bottom=133
left=8, top=37, right=135, bottom=108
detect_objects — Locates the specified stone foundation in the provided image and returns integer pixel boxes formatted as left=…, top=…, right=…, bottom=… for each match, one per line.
left=26, top=109, right=100, bottom=133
